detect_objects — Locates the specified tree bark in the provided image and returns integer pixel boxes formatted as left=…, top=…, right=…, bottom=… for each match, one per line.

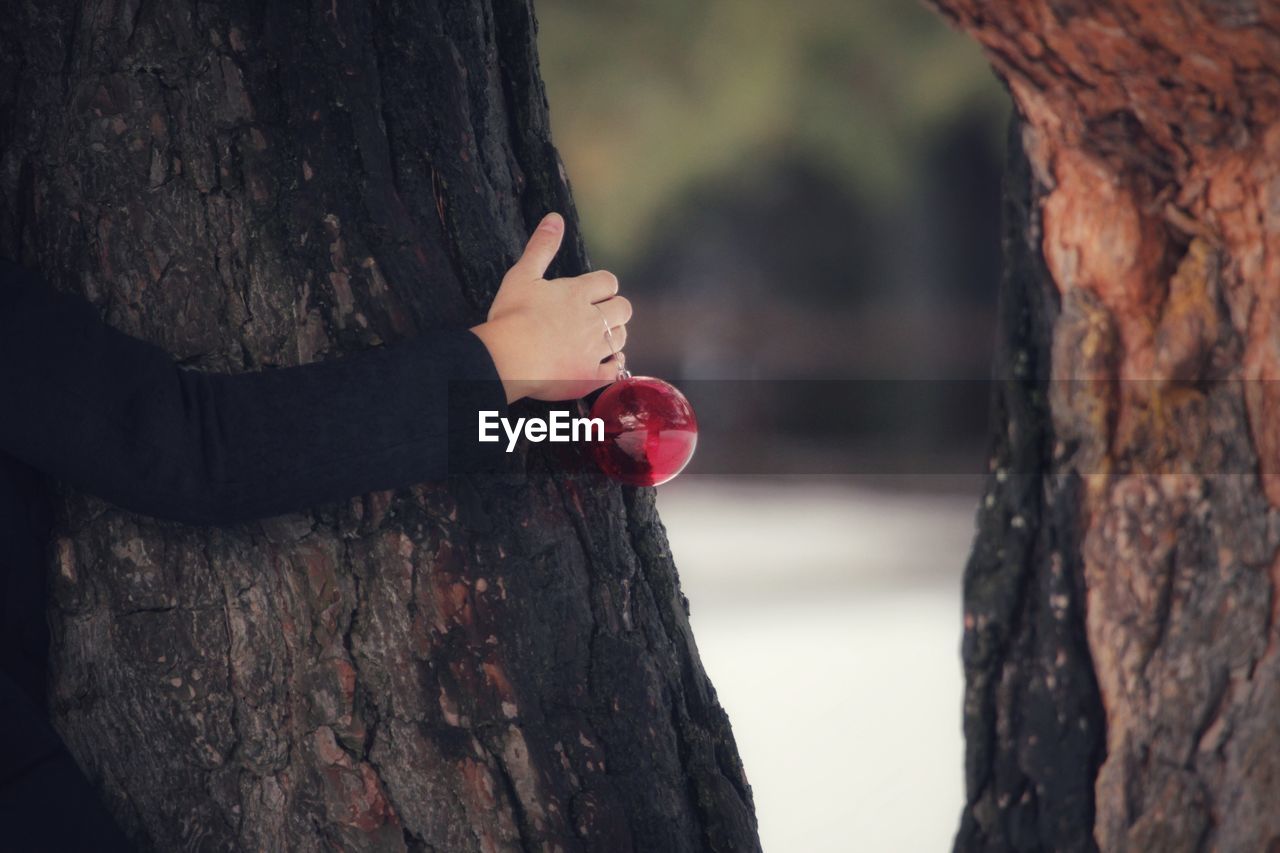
left=0, top=2, right=759, bottom=850
left=927, top=2, right=1280, bottom=850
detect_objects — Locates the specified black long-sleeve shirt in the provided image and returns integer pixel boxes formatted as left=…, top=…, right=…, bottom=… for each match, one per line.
left=0, top=256, right=510, bottom=703
left=0, top=257, right=510, bottom=525
left=0, top=258, right=513, bottom=845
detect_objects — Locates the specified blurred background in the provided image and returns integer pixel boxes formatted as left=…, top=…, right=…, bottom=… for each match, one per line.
left=536, top=1, right=1009, bottom=849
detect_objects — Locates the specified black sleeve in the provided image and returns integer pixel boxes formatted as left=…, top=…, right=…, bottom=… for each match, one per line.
left=0, top=258, right=512, bottom=526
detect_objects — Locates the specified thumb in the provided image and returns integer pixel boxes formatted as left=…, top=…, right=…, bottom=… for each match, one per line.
left=512, top=212, right=565, bottom=279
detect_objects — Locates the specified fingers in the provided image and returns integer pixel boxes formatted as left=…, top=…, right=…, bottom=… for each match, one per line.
left=575, top=270, right=619, bottom=303
left=594, top=295, right=632, bottom=328
left=511, top=212, right=565, bottom=280
left=596, top=354, right=625, bottom=383
left=598, top=323, right=627, bottom=360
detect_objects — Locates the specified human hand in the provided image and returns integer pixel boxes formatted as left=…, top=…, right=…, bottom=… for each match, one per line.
left=470, top=212, right=631, bottom=403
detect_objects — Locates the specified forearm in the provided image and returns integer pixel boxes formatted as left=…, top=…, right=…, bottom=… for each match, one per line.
left=0, top=260, right=509, bottom=526
left=182, top=330, right=511, bottom=522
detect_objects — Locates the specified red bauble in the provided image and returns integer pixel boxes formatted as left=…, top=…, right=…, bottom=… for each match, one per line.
left=589, top=376, right=698, bottom=486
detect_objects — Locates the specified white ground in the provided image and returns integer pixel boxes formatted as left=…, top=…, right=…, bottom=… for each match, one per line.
left=656, top=476, right=980, bottom=852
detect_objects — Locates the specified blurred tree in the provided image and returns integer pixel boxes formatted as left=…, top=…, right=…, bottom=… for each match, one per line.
left=931, top=2, right=1280, bottom=850
left=0, top=2, right=758, bottom=850
left=630, top=156, right=888, bottom=309
left=537, top=0, right=1006, bottom=269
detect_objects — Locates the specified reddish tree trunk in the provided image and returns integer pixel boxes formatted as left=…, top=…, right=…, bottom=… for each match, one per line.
left=928, top=2, right=1280, bottom=850
left=0, top=2, right=760, bottom=849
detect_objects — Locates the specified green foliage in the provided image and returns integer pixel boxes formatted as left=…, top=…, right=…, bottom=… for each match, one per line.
left=535, top=0, right=1007, bottom=267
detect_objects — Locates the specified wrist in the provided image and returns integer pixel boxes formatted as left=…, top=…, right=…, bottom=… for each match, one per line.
left=469, top=318, right=533, bottom=404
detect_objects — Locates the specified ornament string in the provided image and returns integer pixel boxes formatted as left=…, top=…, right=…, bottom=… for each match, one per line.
left=596, top=304, right=631, bottom=380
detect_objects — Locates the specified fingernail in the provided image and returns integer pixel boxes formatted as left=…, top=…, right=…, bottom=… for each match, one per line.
left=540, top=212, right=563, bottom=232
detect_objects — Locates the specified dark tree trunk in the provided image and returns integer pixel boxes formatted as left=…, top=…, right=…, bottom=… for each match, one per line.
left=927, top=2, right=1280, bottom=850
left=0, top=2, right=759, bottom=850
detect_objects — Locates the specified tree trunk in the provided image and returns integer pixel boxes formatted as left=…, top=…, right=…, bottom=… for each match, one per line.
left=0, top=2, right=759, bottom=850
left=927, top=2, right=1280, bottom=850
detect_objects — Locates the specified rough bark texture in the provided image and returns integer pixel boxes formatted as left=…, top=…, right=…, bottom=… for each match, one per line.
left=0, top=2, right=759, bottom=850
left=928, top=2, right=1280, bottom=851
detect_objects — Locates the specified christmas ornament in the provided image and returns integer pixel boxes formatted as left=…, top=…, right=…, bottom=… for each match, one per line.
left=588, top=310, right=698, bottom=486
